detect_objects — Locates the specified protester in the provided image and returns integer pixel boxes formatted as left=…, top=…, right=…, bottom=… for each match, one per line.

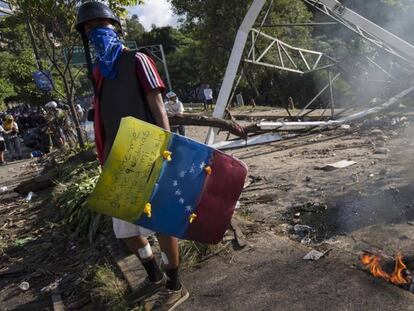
left=165, top=91, right=185, bottom=136
left=44, top=101, right=66, bottom=148
left=76, top=3, right=189, bottom=310
left=203, top=84, right=214, bottom=110
left=3, top=115, right=22, bottom=160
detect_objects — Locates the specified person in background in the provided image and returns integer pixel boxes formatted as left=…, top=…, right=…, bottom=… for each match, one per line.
left=0, top=123, right=6, bottom=165
left=165, top=92, right=185, bottom=136
left=44, top=101, right=66, bottom=148
left=76, top=103, right=85, bottom=121
left=203, top=84, right=214, bottom=110
left=3, top=115, right=22, bottom=161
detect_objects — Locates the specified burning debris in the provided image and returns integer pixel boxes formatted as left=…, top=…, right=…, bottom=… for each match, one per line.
left=360, top=252, right=414, bottom=293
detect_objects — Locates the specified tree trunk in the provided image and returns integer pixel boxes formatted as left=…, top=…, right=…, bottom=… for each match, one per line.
left=65, top=86, right=85, bottom=148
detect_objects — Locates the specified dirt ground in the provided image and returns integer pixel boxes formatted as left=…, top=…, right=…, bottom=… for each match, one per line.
left=1, top=108, right=414, bottom=310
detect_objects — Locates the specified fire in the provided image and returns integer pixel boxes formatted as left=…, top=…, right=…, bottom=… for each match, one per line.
left=390, top=254, right=409, bottom=285
left=360, top=252, right=410, bottom=285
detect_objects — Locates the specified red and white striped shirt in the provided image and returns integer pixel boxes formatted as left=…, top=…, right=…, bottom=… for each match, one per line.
left=134, top=52, right=166, bottom=93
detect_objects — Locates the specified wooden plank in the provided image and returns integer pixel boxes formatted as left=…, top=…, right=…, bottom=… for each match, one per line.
left=115, top=254, right=146, bottom=290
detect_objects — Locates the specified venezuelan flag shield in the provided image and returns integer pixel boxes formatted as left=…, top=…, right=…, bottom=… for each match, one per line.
left=87, top=117, right=248, bottom=244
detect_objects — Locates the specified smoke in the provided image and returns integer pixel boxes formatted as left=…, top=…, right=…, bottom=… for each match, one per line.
left=311, top=0, right=414, bottom=112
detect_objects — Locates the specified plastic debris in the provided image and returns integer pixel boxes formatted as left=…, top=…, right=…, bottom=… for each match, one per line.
left=19, top=281, right=30, bottom=291
left=294, top=224, right=312, bottom=234
left=0, top=186, right=8, bottom=192
left=303, top=250, right=325, bottom=261
left=30, top=151, right=43, bottom=158
left=321, top=160, right=357, bottom=171
left=25, top=192, right=34, bottom=202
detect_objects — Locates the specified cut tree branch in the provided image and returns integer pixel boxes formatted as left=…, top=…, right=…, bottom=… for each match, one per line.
left=168, top=114, right=271, bottom=138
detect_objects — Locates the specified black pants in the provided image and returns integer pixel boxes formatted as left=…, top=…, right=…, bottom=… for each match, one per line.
left=204, top=99, right=214, bottom=110
left=171, top=125, right=186, bottom=136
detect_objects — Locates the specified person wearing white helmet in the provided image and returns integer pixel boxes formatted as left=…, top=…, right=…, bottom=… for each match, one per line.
left=45, top=101, right=58, bottom=110
left=165, top=92, right=185, bottom=136
left=44, top=101, right=66, bottom=148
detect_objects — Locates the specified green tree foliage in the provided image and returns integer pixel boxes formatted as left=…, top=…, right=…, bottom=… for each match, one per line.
left=2, top=0, right=141, bottom=146
left=125, top=14, right=145, bottom=42
left=170, top=0, right=314, bottom=105
left=0, top=78, right=16, bottom=110
left=0, top=15, right=46, bottom=106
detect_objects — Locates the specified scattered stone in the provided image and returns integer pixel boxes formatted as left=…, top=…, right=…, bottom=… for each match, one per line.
left=303, top=250, right=325, bottom=261
left=0, top=186, right=7, bottom=192
left=19, top=281, right=30, bottom=291
left=374, top=148, right=389, bottom=155
left=25, top=191, right=34, bottom=202
left=408, top=221, right=414, bottom=226
left=301, top=237, right=312, bottom=245
left=304, top=176, right=311, bottom=182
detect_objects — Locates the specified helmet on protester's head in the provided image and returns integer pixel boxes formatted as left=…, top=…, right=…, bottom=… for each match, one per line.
left=166, top=91, right=177, bottom=99
left=76, top=2, right=122, bottom=33
left=45, top=101, right=58, bottom=110
left=5, top=114, right=13, bottom=121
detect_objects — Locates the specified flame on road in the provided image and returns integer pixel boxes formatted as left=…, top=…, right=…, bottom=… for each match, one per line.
left=360, top=252, right=410, bottom=285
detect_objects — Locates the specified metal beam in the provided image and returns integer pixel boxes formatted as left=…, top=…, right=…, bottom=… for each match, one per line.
left=305, top=0, right=414, bottom=64
left=0, top=7, right=12, bottom=15
left=258, top=86, right=414, bottom=131
left=257, top=22, right=338, bottom=27
left=205, top=0, right=267, bottom=145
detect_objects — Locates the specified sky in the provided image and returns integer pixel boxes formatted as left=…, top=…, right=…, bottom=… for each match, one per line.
left=128, top=0, right=179, bottom=31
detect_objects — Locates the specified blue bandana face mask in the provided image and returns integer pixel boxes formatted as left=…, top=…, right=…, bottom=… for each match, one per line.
left=88, top=27, right=123, bottom=79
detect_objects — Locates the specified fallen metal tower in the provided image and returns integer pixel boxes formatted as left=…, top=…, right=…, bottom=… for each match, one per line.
left=206, top=0, right=414, bottom=147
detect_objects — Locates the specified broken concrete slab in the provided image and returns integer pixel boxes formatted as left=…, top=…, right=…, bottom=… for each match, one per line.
left=320, top=160, right=357, bottom=171
left=303, top=249, right=325, bottom=261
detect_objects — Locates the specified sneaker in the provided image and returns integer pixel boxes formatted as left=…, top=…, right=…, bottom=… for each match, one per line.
left=143, top=285, right=189, bottom=311
left=127, top=275, right=166, bottom=304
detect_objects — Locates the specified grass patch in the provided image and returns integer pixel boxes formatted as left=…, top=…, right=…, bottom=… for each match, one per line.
left=179, top=240, right=225, bottom=269
left=0, top=236, right=7, bottom=254
left=91, top=264, right=128, bottom=310
left=44, top=147, right=110, bottom=242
